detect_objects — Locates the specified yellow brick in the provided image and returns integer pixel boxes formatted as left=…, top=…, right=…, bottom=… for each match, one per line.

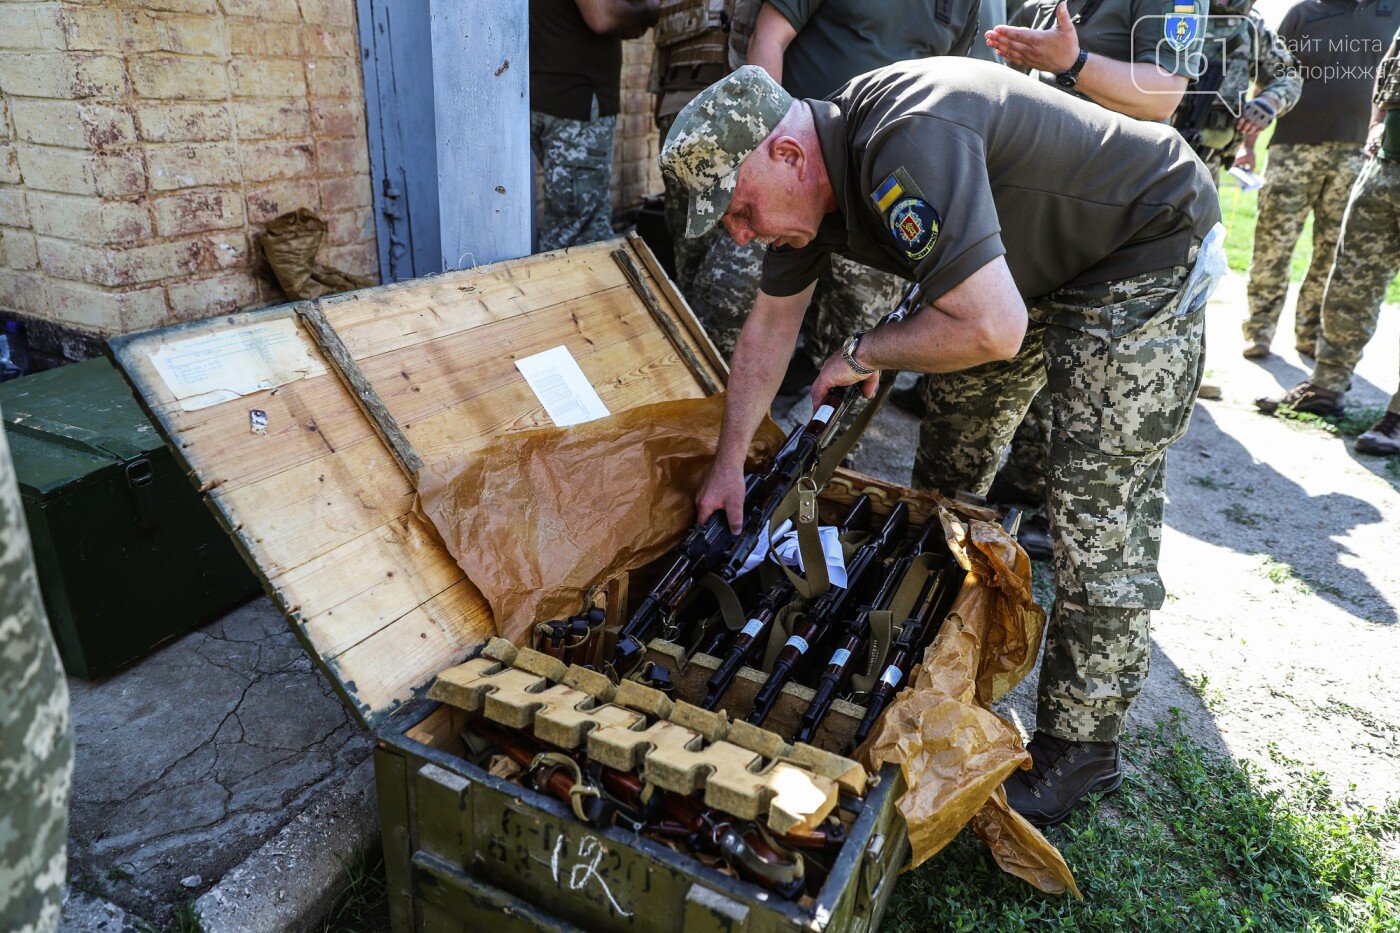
left=245, top=179, right=320, bottom=224
left=318, top=173, right=370, bottom=210
left=0, top=51, right=124, bottom=98
left=220, top=0, right=303, bottom=24
left=238, top=139, right=314, bottom=183
left=36, top=236, right=106, bottom=284
left=120, top=11, right=227, bottom=56
left=229, top=58, right=305, bottom=98
left=2, top=228, right=39, bottom=270
left=166, top=271, right=260, bottom=320
left=309, top=99, right=363, bottom=138
left=228, top=20, right=299, bottom=57
left=142, top=0, right=218, bottom=13
left=305, top=58, right=359, bottom=98
left=146, top=143, right=240, bottom=191
left=314, top=137, right=368, bottom=176
left=233, top=99, right=310, bottom=141
left=301, top=24, right=357, bottom=58
left=0, top=189, right=29, bottom=228
left=202, top=232, right=250, bottom=270
left=0, top=146, right=19, bottom=186
left=11, top=100, right=137, bottom=150
left=323, top=207, right=372, bottom=246
left=0, top=98, right=10, bottom=144
left=0, top=270, right=49, bottom=316
left=16, top=145, right=145, bottom=196
left=42, top=278, right=124, bottom=332
left=0, top=5, right=64, bottom=50
left=119, top=286, right=172, bottom=333
left=27, top=191, right=152, bottom=244
left=135, top=102, right=232, bottom=143
left=130, top=54, right=228, bottom=99
left=61, top=7, right=121, bottom=51
left=298, top=0, right=353, bottom=27
left=152, top=188, right=244, bottom=236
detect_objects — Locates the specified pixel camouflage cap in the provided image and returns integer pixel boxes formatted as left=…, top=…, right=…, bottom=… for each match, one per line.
left=658, top=65, right=794, bottom=238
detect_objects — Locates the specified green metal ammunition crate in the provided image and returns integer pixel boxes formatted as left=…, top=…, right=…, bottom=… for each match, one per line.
left=0, top=357, right=259, bottom=679
left=107, top=238, right=918, bottom=931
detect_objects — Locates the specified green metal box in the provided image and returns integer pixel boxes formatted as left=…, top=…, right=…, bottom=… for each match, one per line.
left=0, top=357, right=259, bottom=679
left=106, top=239, right=915, bottom=931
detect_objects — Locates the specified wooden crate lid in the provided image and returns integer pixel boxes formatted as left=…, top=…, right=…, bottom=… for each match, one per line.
left=108, top=236, right=726, bottom=728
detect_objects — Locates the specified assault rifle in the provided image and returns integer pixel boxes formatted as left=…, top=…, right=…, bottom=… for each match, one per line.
left=793, top=515, right=942, bottom=745
left=475, top=721, right=843, bottom=897
left=852, top=560, right=963, bottom=745
left=701, top=495, right=874, bottom=710
left=747, top=501, right=910, bottom=727
left=611, top=385, right=860, bottom=674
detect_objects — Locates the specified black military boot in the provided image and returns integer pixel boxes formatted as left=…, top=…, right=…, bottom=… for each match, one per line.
left=1003, top=731, right=1122, bottom=827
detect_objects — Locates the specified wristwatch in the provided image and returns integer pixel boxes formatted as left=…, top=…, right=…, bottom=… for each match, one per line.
left=1055, top=49, right=1089, bottom=88
left=841, top=331, right=875, bottom=376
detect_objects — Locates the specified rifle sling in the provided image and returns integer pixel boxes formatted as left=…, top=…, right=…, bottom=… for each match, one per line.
left=767, top=377, right=894, bottom=599
left=696, top=571, right=750, bottom=634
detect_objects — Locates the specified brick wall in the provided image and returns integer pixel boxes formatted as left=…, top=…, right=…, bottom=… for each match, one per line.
left=0, top=0, right=377, bottom=363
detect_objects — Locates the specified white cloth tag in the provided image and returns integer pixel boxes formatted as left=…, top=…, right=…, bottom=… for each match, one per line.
left=733, top=519, right=848, bottom=587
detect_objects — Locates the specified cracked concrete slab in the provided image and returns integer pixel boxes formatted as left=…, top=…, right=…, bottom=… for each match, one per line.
left=65, top=597, right=373, bottom=927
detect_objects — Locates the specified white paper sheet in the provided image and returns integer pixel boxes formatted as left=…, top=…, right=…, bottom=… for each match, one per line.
left=514, top=345, right=611, bottom=427
left=150, top=319, right=328, bottom=412
left=1229, top=166, right=1264, bottom=192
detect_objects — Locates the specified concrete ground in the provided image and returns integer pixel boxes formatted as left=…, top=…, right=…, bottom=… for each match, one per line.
left=55, top=269, right=1397, bottom=930
left=60, top=598, right=375, bottom=930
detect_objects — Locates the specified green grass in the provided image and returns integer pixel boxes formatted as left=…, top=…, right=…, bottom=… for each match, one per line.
left=135, top=902, right=203, bottom=933
left=318, top=850, right=389, bottom=933
left=1218, top=128, right=1400, bottom=304
left=1272, top=404, right=1387, bottom=438
left=886, top=714, right=1400, bottom=932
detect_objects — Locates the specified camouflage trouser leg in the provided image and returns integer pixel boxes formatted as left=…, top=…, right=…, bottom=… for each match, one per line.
left=913, top=262, right=1203, bottom=742
left=530, top=103, right=617, bottom=252
left=0, top=424, right=73, bottom=933
left=1245, top=142, right=1364, bottom=346
left=689, top=228, right=764, bottom=358
left=989, top=387, right=1052, bottom=506
left=802, top=256, right=905, bottom=369
left=1311, top=158, right=1400, bottom=397
left=656, top=113, right=718, bottom=298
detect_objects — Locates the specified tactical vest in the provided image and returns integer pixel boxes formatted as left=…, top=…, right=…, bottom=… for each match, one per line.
left=656, top=0, right=732, bottom=92
left=1378, top=53, right=1400, bottom=158
left=1172, top=13, right=1253, bottom=160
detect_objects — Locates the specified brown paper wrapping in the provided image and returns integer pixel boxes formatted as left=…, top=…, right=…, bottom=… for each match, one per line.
left=415, top=394, right=784, bottom=645
left=858, top=508, right=1080, bottom=897
left=417, top=396, right=1075, bottom=895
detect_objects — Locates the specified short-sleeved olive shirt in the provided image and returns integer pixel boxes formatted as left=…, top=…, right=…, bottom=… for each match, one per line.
left=1026, top=0, right=1208, bottom=81
left=759, top=59, right=1220, bottom=303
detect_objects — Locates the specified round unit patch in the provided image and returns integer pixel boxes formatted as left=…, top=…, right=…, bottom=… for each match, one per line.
left=888, top=197, right=940, bottom=261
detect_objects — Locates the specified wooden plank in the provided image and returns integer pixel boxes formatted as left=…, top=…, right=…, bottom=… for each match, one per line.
left=296, top=302, right=425, bottom=478
left=612, top=247, right=721, bottom=395
left=625, top=232, right=729, bottom=382
left=316, top=242, right=631, bottom=357
left=428, top=0, right=530, bottom=269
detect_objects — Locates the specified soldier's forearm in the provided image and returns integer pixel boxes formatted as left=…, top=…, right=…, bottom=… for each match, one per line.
left=1076, top=59, right=1187, bottom=121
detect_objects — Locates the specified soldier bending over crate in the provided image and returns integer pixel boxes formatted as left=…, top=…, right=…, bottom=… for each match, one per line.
left=659, top=61, right=1224, bottom=826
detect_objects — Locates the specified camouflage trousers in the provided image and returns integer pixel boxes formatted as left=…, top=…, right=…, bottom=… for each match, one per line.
left=912, top=260, right=1206, bottom=742
left=1245, top=142, right=1364, bottom=348
left=657, top=113, right=720, bottom=300
left=690, top=231, right=904, bottom=360
left=0, top=422, right=72, bottom=933
left=1312, top=156, right=1400, bottom=416
left=530, top=102, right=616, bottom=253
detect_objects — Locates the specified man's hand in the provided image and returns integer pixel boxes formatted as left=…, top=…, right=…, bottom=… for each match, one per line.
left=696, top=461, right=748, bottom=534
left=809, top=352, right=880, bottom=413
left=1232, top=145, right=1256, bottom=172
left=985, top=2, right=1081, bottom=75
left=1365, top=121, right=1385, bottom=159
left=1237, top=95, right=1279, bottom=134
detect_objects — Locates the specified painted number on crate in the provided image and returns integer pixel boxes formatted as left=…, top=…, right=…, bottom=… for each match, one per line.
left=549, top=833, right=633, bottom=917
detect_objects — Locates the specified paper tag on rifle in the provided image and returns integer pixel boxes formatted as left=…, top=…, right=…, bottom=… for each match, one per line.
left=735, top=519, right=848, bottom=587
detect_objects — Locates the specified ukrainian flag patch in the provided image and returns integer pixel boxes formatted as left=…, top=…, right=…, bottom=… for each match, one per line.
left=872, top=173, right=904, bottom=213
